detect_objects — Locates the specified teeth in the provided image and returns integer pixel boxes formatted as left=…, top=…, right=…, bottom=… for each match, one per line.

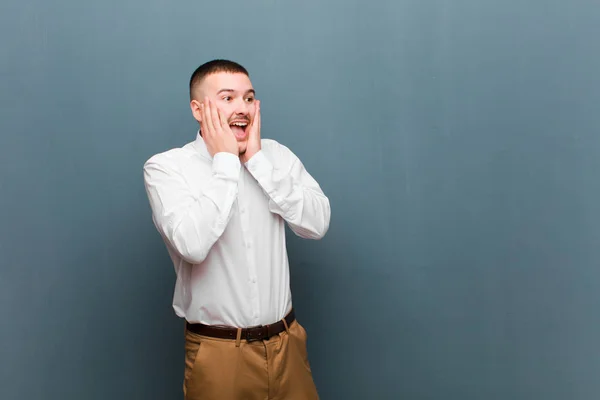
left=231, top=122, right=248, bottom=127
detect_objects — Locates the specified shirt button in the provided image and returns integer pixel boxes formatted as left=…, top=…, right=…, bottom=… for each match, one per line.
left=246, top=242, right=251, bottom=248
left=240, top=208, right=245, bottom=214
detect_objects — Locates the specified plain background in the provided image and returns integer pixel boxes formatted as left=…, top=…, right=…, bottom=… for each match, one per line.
left=2, top=0, right=600, bottom=399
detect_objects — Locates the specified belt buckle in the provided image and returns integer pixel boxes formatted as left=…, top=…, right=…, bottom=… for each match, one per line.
left=245, top=325, right=266, bottom=342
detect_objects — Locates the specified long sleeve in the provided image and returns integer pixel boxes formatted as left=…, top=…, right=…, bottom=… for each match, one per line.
left=245, top=141, right=330, bottom=240
left=143, top=151, right=241, bottom=264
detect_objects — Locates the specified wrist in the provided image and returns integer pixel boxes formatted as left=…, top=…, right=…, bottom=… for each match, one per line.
left=220, top=146, right=239, bottom=156
left=241, top=149, right=259, bottom=164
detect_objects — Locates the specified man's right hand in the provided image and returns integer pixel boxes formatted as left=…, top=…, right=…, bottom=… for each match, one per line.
left=200, top=97, right=239, bottom=157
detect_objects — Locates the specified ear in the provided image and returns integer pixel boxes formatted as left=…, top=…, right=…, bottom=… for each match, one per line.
left=190, top=99, right=202, bottom=123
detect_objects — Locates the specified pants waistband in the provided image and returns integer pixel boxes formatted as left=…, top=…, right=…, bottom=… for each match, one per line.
left=186, top=308, right=295, bottom=342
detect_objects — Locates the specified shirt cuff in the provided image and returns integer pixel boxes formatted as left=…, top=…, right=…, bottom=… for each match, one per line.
left=212, top=152, right=241, bottom=180
left=245, top=150, right=273, bottom=179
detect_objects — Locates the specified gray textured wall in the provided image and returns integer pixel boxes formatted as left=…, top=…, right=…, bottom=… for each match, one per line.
left=2, top=0, right=600, bottom=399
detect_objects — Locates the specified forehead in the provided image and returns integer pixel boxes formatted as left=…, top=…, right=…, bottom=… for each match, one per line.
left=201, top=72, right=254, bottom=94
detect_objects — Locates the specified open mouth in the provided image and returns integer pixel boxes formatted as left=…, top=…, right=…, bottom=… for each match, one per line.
left=229, top=120, right=249, bottom=140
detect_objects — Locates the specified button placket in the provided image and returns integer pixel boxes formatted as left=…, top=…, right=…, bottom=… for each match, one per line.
left=240, top=169, right=260, bottom=322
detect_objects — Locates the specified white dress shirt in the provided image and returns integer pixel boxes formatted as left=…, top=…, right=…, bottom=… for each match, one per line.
left=143, top=132, right=330, bottom=327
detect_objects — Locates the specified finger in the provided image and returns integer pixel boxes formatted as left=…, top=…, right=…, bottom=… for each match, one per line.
left=200, top=98, right=208, bottom=133
left=204, top=98, right=216, bottom=136
left=210, top=99, right=223, bottom=135
left=199, top=103, right=207, bottom=133
left=218, top=109, right=230, bottom=132
left=254, top=100, right=261, bottom=133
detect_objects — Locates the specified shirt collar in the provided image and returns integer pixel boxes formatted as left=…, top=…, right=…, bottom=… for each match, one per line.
left=193, top=130, right=213, bottom=160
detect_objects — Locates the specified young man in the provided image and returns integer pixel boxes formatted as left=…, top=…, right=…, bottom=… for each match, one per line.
left=143, top=59, right=331, bottom=399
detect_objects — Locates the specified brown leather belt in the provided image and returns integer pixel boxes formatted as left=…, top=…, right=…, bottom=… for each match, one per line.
left=186, top=308, right=296, bottom=342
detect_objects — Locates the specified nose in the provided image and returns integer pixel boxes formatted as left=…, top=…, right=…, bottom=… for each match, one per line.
left=233, top=97, right=250, bottom=116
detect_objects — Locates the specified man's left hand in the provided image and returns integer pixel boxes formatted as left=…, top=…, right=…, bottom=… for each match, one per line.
left=240, top=100, right=261, bottom=164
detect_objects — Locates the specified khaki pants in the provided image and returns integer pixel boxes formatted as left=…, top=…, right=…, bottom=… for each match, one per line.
left=183, top=319, right=319, bottom=400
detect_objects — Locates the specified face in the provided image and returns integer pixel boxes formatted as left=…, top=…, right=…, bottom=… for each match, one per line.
left=191, top=72, right=256, bottom=155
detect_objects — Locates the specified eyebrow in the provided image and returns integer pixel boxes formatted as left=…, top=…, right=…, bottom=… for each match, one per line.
left=217, top=88, right=256, bottom=96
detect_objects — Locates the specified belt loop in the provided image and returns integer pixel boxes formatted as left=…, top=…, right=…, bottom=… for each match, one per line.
left=235, top=328, right=242, bottom=347
left=282, top=318, right=290, bottom=334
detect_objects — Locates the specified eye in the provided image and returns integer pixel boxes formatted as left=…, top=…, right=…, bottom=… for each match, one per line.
left=245, top=97, right=255, bottom=103
left=222, top=96, right=232, bottom=102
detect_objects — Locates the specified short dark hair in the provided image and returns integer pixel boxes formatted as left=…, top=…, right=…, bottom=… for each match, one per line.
left=189, top=59, right=249, bottom=100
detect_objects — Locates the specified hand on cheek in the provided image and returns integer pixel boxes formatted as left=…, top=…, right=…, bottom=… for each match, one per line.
left=240, top=100, right=261, bottom=164
left=200, top=97, right=239, bottom=157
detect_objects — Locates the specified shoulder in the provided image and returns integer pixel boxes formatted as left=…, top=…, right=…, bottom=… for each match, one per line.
left=143, top=140, right=197, bottom=173
left=258, top=139, right=298, bottom=168
left=260, top=138, right=297, bottom=159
